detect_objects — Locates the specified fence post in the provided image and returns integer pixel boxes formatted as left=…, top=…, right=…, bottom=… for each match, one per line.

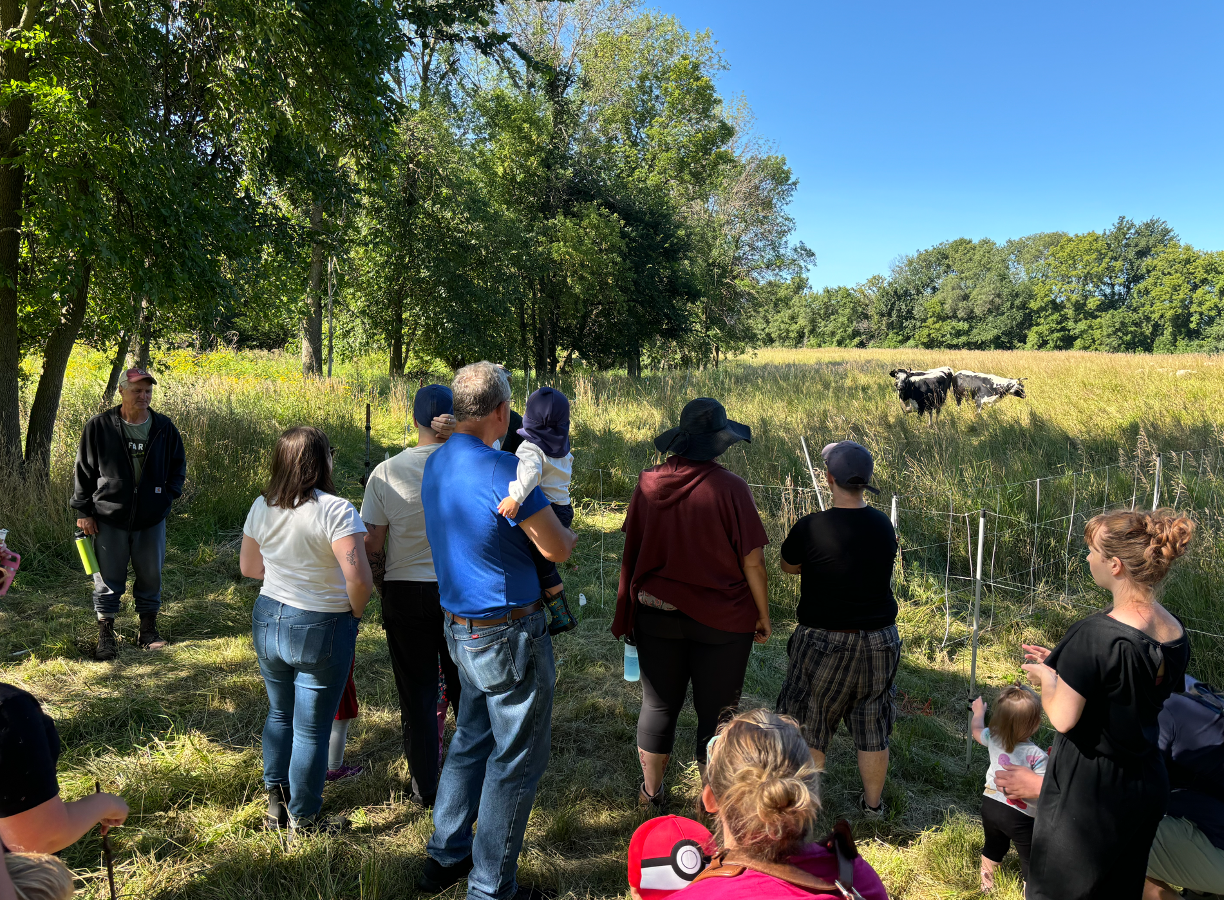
left=890, top=494, right=898, bottom=528
left=800, top=436, right=826, bottom=511
left=967, top=508, right=986, bottom=769
left=599, top=469, right=606, bottom=608
left=1153, top=454, right=1162, bottom=510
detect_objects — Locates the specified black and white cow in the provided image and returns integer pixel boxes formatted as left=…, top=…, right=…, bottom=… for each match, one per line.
left=888, top=366, right=954, bottom=424
left=952, top=370, right=1027, bottom=413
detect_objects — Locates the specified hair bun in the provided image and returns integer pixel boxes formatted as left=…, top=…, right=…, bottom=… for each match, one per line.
left=1145, top=510, right=1195, bottom=565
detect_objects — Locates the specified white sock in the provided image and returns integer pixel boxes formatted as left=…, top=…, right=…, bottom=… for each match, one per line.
left=329, top=718, right=351, bottom=771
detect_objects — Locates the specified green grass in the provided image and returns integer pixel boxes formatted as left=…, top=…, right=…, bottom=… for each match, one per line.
left=3, top=346, right=1223, bottom=898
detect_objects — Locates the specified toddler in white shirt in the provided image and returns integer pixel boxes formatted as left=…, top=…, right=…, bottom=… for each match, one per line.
left=970, top=684, right=1048, bottom=892
left=497, top=386, right=576, bottom=634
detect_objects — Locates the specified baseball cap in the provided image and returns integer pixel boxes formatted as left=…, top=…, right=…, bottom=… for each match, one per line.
left=413, top=384, right=454, bottom=428
left=821, top=440, right=880, bottom=494
left=628, top=815, right=712, bottom=899
left=120, top=367, right=157, bottom=386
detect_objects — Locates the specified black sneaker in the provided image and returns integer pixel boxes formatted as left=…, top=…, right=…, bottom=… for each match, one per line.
left=289, top=813, right=348, bottom=837
left=417, top=855, right=473, bottom=894
left=857, top=793, right=886, bottom=819
left=96, top=617, right=118, bottom=661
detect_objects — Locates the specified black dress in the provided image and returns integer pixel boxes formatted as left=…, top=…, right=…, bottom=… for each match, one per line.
left=1027, top=613, right=1190, bottom=900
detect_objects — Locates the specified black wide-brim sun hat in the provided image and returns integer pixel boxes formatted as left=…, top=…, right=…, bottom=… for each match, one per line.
left=654, top=397, right=751, bottom=462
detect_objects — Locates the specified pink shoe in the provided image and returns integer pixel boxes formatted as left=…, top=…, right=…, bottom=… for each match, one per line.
left=325, top=764, right=364, bottom=783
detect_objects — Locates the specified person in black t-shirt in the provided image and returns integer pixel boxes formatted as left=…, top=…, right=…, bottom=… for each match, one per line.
left=0, top=684, right=128, bottom=855
left=775, top=441, right=900, bottom=818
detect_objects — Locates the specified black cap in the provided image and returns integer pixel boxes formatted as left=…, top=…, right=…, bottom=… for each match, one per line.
left=821, top=440, right=880, bottom=494
left=414, top=384, right=454, bottom=428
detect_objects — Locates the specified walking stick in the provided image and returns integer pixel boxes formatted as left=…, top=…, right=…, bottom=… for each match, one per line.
left=95, top=780, right=117, bottom=900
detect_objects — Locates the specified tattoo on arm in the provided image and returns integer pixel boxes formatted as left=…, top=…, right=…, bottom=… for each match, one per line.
left=345, top=547, right=357, bottom=567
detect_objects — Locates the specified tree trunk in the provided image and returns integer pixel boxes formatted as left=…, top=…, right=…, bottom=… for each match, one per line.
left=101, top=328, right=128, bottom=409
left=137, top=308, right=152, bottom=370
left=533, top=302, right=547, bottom=381
left=547, top=307, right=558, bottom=376
left=23, top=261, right=92, bottom=481
left=388, top=287, right=404, bottom=377
left=301, top=201, right=324, bottom=376
left=518, top=297, right=530, bottom=386
left=0, top=0, right=43, bottom=465
left=627, top=341, right=641, bottom=379
left=713, top=344, right=719, bottom=369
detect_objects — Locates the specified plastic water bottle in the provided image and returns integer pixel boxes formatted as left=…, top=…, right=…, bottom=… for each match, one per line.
left=624, top=643, right=640, bottom=682
left=578, top=593, right=587, bottom=606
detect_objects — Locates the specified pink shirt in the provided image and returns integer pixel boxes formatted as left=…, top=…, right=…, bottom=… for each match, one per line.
left=678, top=844, right=889, bottom=900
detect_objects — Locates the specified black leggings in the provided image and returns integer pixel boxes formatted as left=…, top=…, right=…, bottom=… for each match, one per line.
left=982, top=795, right=1035, bottom=879
left=635, top=607, right=754, bottom=763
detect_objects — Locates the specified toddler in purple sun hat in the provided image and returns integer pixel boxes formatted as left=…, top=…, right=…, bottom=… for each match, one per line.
left=497, top=386, right=577, bottom=634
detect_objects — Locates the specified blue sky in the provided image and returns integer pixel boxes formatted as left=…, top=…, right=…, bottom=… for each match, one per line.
left=655, top=0, right=1224, bottom=290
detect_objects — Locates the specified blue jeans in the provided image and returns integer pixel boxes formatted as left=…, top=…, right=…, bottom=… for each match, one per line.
left=427, top=608, right=555, bottom=900
left=92, top=519, right=166, bottom=618
left=251, top=595, right=358, bottom=822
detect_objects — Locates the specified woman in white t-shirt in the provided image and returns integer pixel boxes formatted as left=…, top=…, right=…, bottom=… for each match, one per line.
left=239, top=426, right=373, bottom=832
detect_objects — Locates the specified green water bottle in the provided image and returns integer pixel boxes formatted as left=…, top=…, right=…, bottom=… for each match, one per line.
left=75, top=531, right=100, bottom=575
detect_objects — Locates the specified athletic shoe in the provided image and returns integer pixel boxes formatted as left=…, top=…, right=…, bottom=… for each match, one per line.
left=325, top=764, right=364, bottom=782
left=857, top=793, right=886, bottom=819
left=416, top=855, right=473, bottom=894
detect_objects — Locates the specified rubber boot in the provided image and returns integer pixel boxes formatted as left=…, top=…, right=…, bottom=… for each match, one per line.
left=96, top=617, right=118, bottom=661
left=265, top=783, right=291, bottom=830
left=138, top=612, right=166, bottom=649
left=544, top=589, right=577, bottom=635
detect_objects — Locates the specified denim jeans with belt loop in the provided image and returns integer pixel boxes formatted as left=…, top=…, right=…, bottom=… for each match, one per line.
left=251, top=594, right=359, bottom=823
left=427, top=607, right=555, bottom=900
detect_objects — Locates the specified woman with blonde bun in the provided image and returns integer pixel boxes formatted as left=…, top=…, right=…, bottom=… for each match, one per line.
left=1022, top=509, right=1194, bottom=900
left=683, top=709, right=888, bottom=899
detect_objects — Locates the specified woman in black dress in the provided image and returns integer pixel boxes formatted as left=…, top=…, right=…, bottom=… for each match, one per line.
left=1022, top=508, right=1195, bottom=900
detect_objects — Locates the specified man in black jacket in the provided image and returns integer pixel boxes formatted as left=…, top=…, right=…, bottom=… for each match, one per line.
left=71, top=368, right=186, bottom=660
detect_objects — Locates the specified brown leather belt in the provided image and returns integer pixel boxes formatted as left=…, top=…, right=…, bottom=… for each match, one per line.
left=445, top=599, right=544, bottom=628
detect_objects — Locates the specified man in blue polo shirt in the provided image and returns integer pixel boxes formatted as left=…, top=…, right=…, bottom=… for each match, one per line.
left=418, top=361, right=577, bottom=900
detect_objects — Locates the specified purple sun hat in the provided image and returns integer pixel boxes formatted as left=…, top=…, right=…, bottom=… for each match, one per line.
left=517, top=387, right=570, bottom=458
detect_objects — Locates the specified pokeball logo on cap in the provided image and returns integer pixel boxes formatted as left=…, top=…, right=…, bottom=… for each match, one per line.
left=640, top=838, right=707, bottom=890
left=629, top=815, right=713, bottom=899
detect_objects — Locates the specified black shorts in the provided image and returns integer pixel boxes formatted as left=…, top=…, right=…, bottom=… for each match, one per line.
left=775, top=624, right=900, bottom=753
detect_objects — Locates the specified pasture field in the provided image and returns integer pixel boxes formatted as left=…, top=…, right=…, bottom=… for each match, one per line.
left=3, top=346, right=1223, bottom=900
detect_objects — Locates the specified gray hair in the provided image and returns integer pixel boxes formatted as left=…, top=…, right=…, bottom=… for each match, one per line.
left=452, top=361, right=510, bottom=422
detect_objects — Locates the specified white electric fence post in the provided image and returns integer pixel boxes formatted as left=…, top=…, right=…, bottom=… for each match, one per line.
left=599, top=469, right=606, bottom=608
left=967, top=508, right=986, bottom=769
left=1153, top=454, right=1162, bottom=510
left=891, top=494, right=898, bottom=528
left=800, top=436, right=826, bottom=511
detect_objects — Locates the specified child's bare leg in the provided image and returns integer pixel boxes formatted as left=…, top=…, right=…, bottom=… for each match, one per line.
left=979, top=856, right=997, bottom=892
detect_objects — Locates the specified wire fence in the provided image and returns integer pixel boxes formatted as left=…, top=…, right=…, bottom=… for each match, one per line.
left=574, top=443, right=1224, bottom=756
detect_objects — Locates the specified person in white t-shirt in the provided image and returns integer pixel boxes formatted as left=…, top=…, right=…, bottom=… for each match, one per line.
left=359, top=384, right=459, bottom=808
left=239, top=426, right=372, bottom=833
left=497, top=386, right=577, bottom=635
left=970, top=685, right=1048, bottom=891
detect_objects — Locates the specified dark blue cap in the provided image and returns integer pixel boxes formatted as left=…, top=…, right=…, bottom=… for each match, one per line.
left=414, top=384, right=453, bottom=428
left=517, top=387, right=570, bottom=457
left=821, top=440, right=880, bottom=494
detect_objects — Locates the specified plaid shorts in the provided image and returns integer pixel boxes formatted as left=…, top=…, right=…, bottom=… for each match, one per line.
left=775, top=624, right=901, bottom=753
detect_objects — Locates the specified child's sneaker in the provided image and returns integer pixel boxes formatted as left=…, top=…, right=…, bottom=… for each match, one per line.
left=544, top=589, right=577, bottom=635
left=325, top=764, right=364, bottom=783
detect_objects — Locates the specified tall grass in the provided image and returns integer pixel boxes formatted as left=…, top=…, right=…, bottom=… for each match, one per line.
left=1, top=346, right=1221, bottom=899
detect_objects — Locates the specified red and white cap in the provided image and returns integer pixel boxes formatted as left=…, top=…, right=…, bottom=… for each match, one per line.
left=121, top=367, right=157, bottom=386
left=629, top=815, right=713, bottom=898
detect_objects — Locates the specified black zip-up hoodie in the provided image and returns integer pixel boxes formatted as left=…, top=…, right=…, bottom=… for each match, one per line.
left=70, top=407, right=187, bottom=531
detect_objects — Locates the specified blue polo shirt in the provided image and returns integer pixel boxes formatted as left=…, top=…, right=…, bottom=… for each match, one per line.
left=422, top=433, right=552, bottom=617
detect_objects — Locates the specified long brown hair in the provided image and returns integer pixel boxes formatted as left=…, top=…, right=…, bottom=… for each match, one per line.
left=706, top=709, right=820, bottom=862
left=1084, top=508, right=1195, bottom=590
left=263, top=426, right=335, bottom=509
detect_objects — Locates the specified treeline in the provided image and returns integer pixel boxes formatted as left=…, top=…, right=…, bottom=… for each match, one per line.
left=5, top=0, right=807, bottom=480
left=755, top=217, right=1224, bottom=353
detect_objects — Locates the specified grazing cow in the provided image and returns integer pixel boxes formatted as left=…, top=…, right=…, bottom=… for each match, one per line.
left=952, top=370, right=1027, bottom=413
left=888, top=366, right=954, bottom=424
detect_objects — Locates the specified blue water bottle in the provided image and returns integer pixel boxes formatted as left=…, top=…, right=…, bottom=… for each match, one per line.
left=624, top=642, right=640, bottom=682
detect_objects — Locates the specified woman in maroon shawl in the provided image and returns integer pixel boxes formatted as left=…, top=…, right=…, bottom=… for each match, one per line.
left=612, top=397, right=771, bottom=806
